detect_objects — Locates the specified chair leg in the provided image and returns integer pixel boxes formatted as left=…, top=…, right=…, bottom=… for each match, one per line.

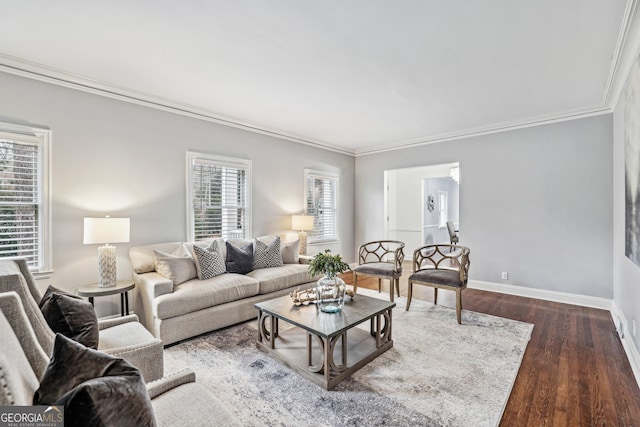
left=377, top=278, right=382, bottom=293
left=389, top=279, right=394, bottom=302
left=406, top=280, right=413, bottom=311
left=353, top=271, right=358, bottom=294
left=433, top=287, right=438, bottom=305
left=456, top=289, right=462, bottom=324
left=395, top=278, right=400, bottom=297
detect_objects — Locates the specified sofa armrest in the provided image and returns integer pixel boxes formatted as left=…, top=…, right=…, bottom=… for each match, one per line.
left=298, top=255, right=313, bottom=264
left=138, top=272, right=174, bottom=299
left=98, top=314, right=139, bottom=330
left=146, top=369, right=196, bottom=399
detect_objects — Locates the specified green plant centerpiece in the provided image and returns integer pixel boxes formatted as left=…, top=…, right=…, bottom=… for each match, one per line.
left=309, top=249, right=350, bottom=313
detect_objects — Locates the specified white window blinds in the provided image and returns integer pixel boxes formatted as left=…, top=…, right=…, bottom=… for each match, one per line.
left=305, top=170, right=338, bottom=243
left=0, top=137, right=41, bottom=267
left=187, top=152, right=251, bottom=241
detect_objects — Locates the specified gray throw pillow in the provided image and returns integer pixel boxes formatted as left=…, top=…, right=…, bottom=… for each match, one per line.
left=253, top=236, right=283, bottom=269
left=34, top=334, right=157, bottom=427
left=225, top=241, right=253, bottom=274
left=39, top=285, right=99, bottom=349
left=193, top=240, right=227, bottom=279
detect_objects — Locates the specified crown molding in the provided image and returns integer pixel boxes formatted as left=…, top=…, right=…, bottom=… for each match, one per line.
left=354, top=106, right=613, bottom=157
left=604, top=0, right=640, bottom=109
left=0, top=54, right=355, bottom=157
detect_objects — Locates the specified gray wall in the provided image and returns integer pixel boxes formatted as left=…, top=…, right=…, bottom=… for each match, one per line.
left=0, top=72, right=355, bottom=315
left=356, top=116, right=613, bottom=298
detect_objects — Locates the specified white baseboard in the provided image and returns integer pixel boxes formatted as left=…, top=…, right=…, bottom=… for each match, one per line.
left=610, top=301, right=640, bottom=388
left=468, top=280, right=612, bottom=310
left=469, top=279, right=640, bottom=389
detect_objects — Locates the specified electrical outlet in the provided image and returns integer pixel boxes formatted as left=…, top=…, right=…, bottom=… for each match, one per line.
left=501, top=272, right=508, bottom=280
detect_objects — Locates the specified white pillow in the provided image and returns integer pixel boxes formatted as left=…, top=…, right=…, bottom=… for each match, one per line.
left=153, top=244, right=197, bottom=285
left=280, top=238, right=300, bottom=264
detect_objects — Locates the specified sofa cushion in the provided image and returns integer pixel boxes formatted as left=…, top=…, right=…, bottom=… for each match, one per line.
left=253, top=236, right=283, bottom=269
left=154, top=274, right=259, bottom=320
left=247, top=264, right=315, bottom=294
left=225, top=241, right=253, bottom=274
left=39, top=285, right=99, bottom=349
left=34, top=334, right=156, bottom=427
left=193, top=241, right=226, bottom=279
left=280, top=238, right=300, bottom=264
left=154, top=244, right=197, bottom=286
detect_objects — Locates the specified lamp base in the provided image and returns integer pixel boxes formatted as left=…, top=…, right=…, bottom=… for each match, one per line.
left=97, top=244, right=117, bottom=288
left=298, top=231, right=308, bottom=255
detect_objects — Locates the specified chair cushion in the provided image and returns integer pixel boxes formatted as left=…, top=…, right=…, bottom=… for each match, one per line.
left=246, top=264, right=315, bottom=294
left=97, top=320, right=159, bottom=351
left=154, top=274, right=259, bottom=320
left=0, top=311, right=39, bottom=405
left=38, top=285, right=99, bottom=349
left=34, top=334, right=156, bottom=427
left=409, top=269, right=465, bottom=288
left=353, top=262, right=401, bottom=278
left=225, top=241, right=253, bottom=274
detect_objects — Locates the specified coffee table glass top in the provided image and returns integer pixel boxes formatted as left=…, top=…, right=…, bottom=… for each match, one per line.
left=255, top=293, right=395, bottom=338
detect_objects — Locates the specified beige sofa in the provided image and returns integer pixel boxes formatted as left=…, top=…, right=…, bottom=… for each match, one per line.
left=129, top=237, right=317, bottom=345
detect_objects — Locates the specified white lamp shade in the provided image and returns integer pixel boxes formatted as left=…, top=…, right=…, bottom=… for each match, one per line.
left=291, top=215, right=314, bottom=231
left=83, top=217, right=130, bottom=244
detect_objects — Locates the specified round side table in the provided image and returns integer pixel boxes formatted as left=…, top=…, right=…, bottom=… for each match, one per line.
left=77, top=281, right=135, bottom=316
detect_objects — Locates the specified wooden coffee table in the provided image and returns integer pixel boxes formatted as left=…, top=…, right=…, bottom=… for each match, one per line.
left=255, top=294, right=395, bottom=390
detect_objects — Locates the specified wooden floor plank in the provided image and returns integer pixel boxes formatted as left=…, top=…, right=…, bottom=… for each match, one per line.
left=341, top=273, right=640, bottom=425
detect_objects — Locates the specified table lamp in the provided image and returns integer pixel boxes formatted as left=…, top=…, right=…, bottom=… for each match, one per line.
left=291, top=214, right=314, bottom=255
left=83, top=217, right=130, bottom=288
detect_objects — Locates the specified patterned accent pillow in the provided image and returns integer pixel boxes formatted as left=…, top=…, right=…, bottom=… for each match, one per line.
left=253, top=236, right=283, bottom=269
left=193, top=241, right=226, bottom=279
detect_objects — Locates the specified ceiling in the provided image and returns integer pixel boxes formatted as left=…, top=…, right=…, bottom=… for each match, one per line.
left=0, top=1, right=634, bottom=155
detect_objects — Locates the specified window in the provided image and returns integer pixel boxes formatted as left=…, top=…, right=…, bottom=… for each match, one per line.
left=0, top=124, right=51, bottom=274
left=438, top=191, right=448, bottom=227
left=186, top=152, right=251, bottom=241
left=304, top=169, right=338, bottom=243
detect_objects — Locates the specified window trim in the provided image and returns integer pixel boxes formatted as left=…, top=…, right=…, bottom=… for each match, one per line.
left=0, top=123, right=52, bottom=277
left=185, top=151, right=252, bottom=242
left=304, top=168, right=339, bottom=245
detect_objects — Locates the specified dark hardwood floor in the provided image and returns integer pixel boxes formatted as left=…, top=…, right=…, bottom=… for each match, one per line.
left=341, top=272, right=640, bottom=426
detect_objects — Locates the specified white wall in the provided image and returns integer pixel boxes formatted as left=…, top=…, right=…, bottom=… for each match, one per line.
left=0, top=72, right=355, bottom=316
left=356, top=116, right=613, bottom=298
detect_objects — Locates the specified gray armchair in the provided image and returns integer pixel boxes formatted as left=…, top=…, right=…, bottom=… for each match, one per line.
left=0, top=258, right=164, bottom=381
left=352, top=240, right=405, bottom=302
left=0, top=291, right=239, bottom=426
left=406, top=244, right=470, bottom=324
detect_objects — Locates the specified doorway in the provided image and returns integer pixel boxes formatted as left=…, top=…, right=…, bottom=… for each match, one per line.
left=384, top=163, right=459, bottom=258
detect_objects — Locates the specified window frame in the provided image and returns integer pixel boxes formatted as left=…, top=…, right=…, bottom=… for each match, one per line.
left=304, top=168, right=339, bottom=244
left=186, top=151, right=252, bottom=242
left=0, top=123, right=52, bottom=276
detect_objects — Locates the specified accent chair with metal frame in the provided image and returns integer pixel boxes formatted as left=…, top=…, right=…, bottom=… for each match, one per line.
left=406, top=244, right=470, bottom=324
left=352, top=240, right=405, bottom=302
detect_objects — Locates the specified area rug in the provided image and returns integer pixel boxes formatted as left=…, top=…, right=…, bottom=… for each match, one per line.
left=164, top=290, right=533, bottom=427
